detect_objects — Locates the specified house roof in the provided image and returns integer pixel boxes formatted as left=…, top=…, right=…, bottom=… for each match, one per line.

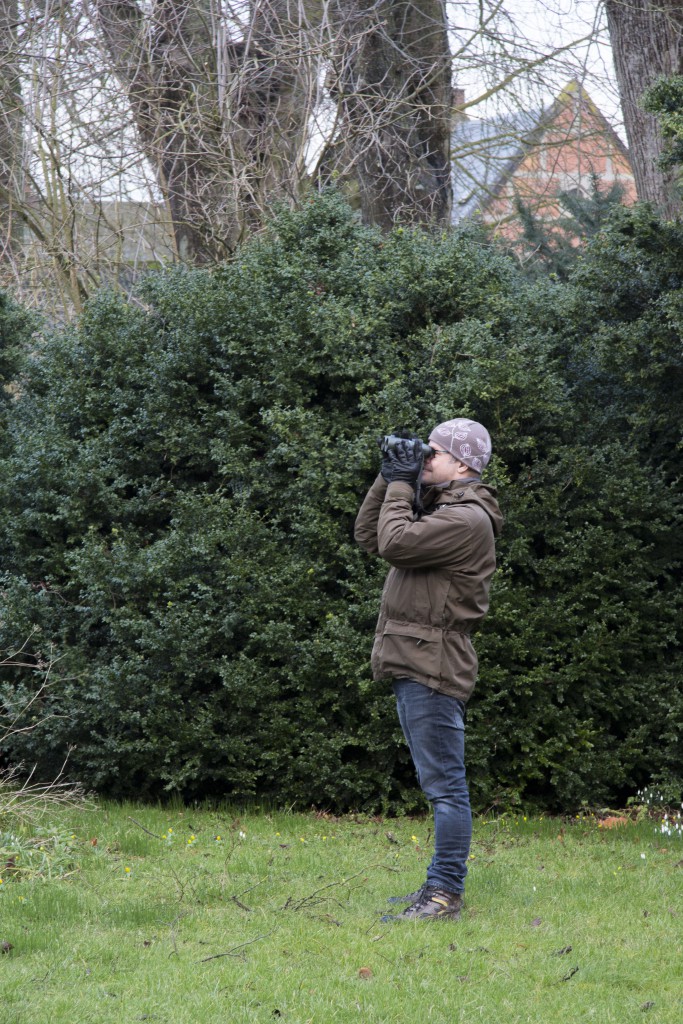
left=450, top=81, right=631, bottom=223
left=451, top=106, right=541, bottom=221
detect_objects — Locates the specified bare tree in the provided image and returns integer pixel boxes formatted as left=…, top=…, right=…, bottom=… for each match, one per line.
left=90, top=0, right=320, bottom=261
left=0, top=0, right=173, bottom=314
left=0, top=0, right=615, bottom=316
left=0, top=0, right=23, bottom=265
left=605, top=0, right=683, bottom=218
left=320, top=0, right=453, bottom=228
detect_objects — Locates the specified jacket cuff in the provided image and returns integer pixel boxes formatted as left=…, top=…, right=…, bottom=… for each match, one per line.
left=385, top=481, right=415, bottom=501
left=369, top=473, right=389, bottom=494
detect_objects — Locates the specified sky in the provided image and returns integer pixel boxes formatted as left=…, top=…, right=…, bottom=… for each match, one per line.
left=463, top=0, right=623, bottom=132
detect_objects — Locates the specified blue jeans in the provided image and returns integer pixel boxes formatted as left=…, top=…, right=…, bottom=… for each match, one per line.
left=393, top=677, right=472, bottom=894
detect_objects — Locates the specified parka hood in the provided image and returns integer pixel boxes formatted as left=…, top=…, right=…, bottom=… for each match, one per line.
left=423, top=479, right=504, bottom=538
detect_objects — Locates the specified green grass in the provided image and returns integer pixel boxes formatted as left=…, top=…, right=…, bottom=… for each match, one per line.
left=0, top=804, right=681, bottom=1023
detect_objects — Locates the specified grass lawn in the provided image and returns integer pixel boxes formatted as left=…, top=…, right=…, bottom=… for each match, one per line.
left=0, top=802, right=681, bottom=1023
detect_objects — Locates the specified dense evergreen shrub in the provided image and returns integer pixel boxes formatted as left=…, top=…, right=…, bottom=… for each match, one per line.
left=0, top=289, right=35, bottom=440
left=0, top=193, right=680, bottom=811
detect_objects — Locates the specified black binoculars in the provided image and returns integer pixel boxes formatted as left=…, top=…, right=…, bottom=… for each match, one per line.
left=378, top=434, right=433, bottom=459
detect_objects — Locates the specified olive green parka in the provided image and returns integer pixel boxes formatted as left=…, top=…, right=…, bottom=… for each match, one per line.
left=354, top=474, right=503, bottom=702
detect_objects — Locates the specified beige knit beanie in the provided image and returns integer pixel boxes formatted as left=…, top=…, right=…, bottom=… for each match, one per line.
left=428, top=418, right=492, bottom=474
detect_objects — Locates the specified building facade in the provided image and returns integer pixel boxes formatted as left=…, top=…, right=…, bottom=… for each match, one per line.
left=451, top=81, right=636, bottom=235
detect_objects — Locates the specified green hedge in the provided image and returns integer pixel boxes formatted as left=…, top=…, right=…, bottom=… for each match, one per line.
left=0, top=193, right=680, bottom=811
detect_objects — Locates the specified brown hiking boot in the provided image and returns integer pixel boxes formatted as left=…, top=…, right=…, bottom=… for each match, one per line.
left=390, top=885, right=463, bottom=921
left=386, top=885, right=424, bottom=905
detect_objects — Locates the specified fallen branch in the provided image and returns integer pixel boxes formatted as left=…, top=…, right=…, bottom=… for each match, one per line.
left=0, top=753, right=86, bottom=822
left=127, top=816, right=163, bottom=839
left=281, top=865, right=379, bottom=912
left=197, top=933, right=272, bottom=963
left=229, top=878, right=267, bottom=913
left=231, top=895, right=253, bottom=912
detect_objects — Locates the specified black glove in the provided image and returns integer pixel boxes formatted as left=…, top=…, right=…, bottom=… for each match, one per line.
left=380, top=449, right=396, bottom=483
left=384, top=440, right=424, bottom=485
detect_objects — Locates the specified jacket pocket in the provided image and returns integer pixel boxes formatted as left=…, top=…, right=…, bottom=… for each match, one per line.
left=372, top=618, right=443, bottom=681
left=440, top=629, right=478, bottom=690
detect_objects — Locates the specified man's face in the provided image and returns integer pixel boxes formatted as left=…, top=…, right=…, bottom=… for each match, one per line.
left=422, top=446, right=460, bottom=485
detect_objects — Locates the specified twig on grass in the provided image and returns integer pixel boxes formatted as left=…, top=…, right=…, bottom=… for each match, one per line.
left=281, top=865, right=379, bottom=912
left=167, top=910, right=191, bottom=957
left=197, top=933, right=272, bottom=963
left=127, top=817, right=163, bottom=839
left=231, top=895, right=252, bottom=911
left=228, top=877, right=268, bottom=911
left=166, top=864, right=201, bottom=904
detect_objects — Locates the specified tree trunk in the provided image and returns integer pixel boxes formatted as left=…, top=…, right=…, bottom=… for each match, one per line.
left=605, top=0, right=683, bottom=218
left=321, top=0, right=452, bottom=229
left=0, top=0, right=22, bottom=266
left=91, top=0, right=313, bottom=262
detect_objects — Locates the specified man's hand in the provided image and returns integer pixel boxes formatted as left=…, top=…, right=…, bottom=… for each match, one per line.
left=380, top=448, right=396, bottom=483
left=384, top=440, right=424, bottom=486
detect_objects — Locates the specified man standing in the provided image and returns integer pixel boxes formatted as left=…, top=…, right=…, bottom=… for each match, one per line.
left=355, top=418, right=503, bottom=921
